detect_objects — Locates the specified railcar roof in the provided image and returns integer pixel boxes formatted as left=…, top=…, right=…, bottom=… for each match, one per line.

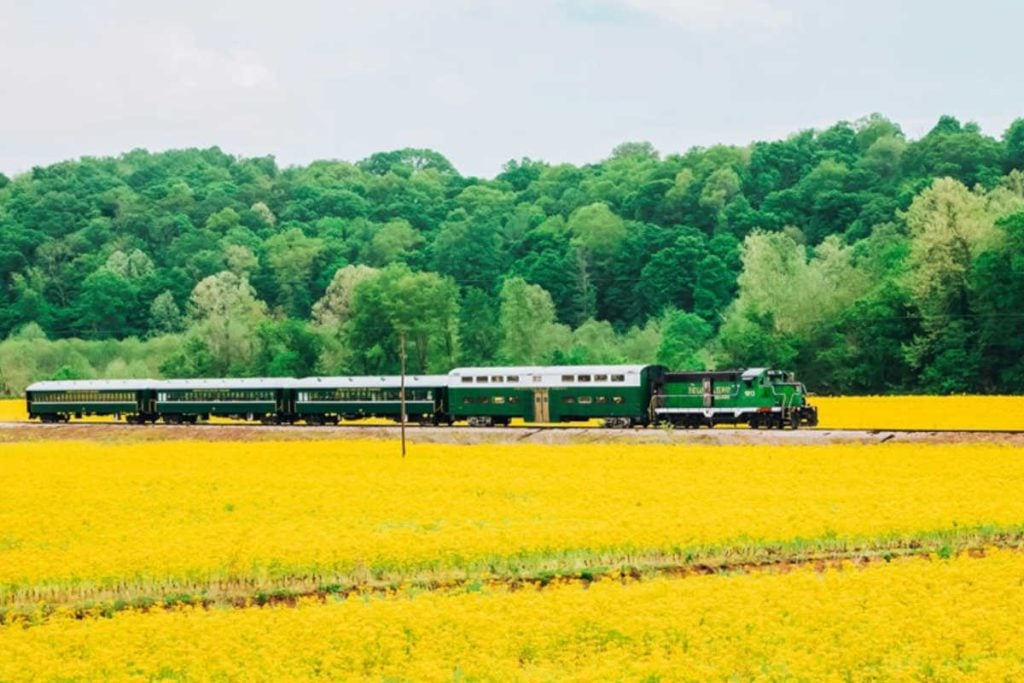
left=293, top=376, right=450, bottom=389
left=449, top=364, right=652, bottom=376
left=26, top=379, right=158, bottom=392
left=157, top=378, right=304, bottom=390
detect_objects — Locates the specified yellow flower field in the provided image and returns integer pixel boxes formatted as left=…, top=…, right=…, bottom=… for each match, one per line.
left=813, top=395, right=1024, bottom=431
left=0, top=398, right=25, bottom=421
left=2, top=439, right=1023, bottom=604
left=3, top=549, right=1024, bottom=681
left=4, top=395, right=1024, bottom=429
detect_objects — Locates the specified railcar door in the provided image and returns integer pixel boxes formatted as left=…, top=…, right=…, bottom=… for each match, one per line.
left=533, top=389, right=549, bottom=423
left=702, top=376, right=713, bottom=408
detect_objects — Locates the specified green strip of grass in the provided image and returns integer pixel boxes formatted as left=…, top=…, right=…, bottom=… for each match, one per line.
left=3, top=524, right=1024, bottom=625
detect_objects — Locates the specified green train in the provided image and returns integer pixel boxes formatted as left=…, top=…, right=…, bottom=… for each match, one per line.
left=24, top=365, right=817, bottom=429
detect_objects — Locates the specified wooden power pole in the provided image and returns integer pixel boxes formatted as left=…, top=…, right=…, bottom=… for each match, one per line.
left=399, top=331, right=407, bottom=457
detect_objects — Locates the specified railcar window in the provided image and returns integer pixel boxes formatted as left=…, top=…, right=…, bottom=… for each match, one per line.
left=578, top=396, right=593, bottom=404
left=493, top=396, right=505, bottom=404
left=596, top=396, right=608, bottom=403
left=594, top=374, right=608, bottom=381
left=461, top=377, right=473, bottom=383
left=532, top=375, right=542, bottom=383
left=480, top=396, right=490, bottom=403
left=491, top=376, right=502, bottom=383
left=508, top=396, right=519, bottom=404
left=506, top=375, right=519, bottom=382
left=612, top=396, right=624, bottom=403
left=476, top=377, right=489, bottom=383
left=577, top=375, right=591, bottom=382
left=611, top=374, right=625, bottom=382
left=561, top=375, right=574, bottom=382
left=563, top=396, right=576, bottom=403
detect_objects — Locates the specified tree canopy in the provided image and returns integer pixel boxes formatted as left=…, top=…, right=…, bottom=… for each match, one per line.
left=2, top=117, right=1024, bottom=394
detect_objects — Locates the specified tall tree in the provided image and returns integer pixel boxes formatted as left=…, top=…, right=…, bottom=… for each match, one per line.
left=497, top=278, right=570, bottom=364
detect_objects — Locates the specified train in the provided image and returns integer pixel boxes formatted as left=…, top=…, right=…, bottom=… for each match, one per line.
left=24, top=364, right=819, bottom=429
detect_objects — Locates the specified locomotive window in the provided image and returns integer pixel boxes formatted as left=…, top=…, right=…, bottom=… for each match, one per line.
left=611, top=374, right=625, bottom=382
left=594, top=374, right=608, bottom=382
left=561, top=375, right=574, bottom=382
left=578, top=396, right=593, bottom=404
left=461, top=377, right=473, bottom=383
left=577, top=375, right=591, bottom=382
left=476, top=376, right=489, bottom=383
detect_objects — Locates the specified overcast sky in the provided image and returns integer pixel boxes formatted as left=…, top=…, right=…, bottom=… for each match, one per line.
left=1, top=0, right=1022, bottom=178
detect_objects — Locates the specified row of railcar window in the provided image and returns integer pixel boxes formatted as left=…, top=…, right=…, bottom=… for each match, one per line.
left=158, top=390, right=275, bottom=401
left=459, top=373, right=628, bottom=384
left=32, top=391, right=136, bottom=403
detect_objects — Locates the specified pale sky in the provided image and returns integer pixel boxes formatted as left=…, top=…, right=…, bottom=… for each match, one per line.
left=1, top=0, right=1022, bottom=178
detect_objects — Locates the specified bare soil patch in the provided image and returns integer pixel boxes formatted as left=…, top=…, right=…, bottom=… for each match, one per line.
left=1, top=422, right=1022, bottom=445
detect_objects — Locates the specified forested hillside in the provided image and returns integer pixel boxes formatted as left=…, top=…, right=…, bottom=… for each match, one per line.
left=2, top=113, right=1023, bottom=395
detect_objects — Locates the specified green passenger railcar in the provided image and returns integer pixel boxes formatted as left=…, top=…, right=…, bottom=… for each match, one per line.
left=654, top=368, right=818, bottom=429
left=155, top=378, right=299, bottom=423
left=448, top=365, right=666, bottom=427
left=292, top=376, right=449, bottom=424
left=25, top=380, right=153, bottom=422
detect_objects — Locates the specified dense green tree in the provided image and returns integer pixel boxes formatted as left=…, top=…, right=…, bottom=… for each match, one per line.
left=71, top=269, right=140, bottom=339
left=1006, top=118, right=1024, bottom=172
left=149, top=291, right=184, bottom=336
left=496, top=277, right=570, bottom=364
left=253, top=319, right=322, bottom=377
left=656, top=311, right=711, bottom=369
left=457, top=287, right=501, bottom=366
left=184, top=271, right=269, bottom=375
left=972, top=212, right=1024, bottom=388
left=432, top=212, right=506, bottom=293
left=265, top=227, right=324, bottom=316
left=636, top=227, right=706, bottom=315
left=345, top=265, right=459, bottom=373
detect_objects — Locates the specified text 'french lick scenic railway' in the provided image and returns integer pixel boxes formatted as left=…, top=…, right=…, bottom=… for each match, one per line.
left=25, top=365, right=818, bottom=429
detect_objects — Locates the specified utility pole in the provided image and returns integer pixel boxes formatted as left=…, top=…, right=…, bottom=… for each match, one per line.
left=399, top=331, right=407, bottom=457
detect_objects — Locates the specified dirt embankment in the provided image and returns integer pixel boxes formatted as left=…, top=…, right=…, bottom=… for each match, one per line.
left=1, top=422, right=1022, bottom=445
